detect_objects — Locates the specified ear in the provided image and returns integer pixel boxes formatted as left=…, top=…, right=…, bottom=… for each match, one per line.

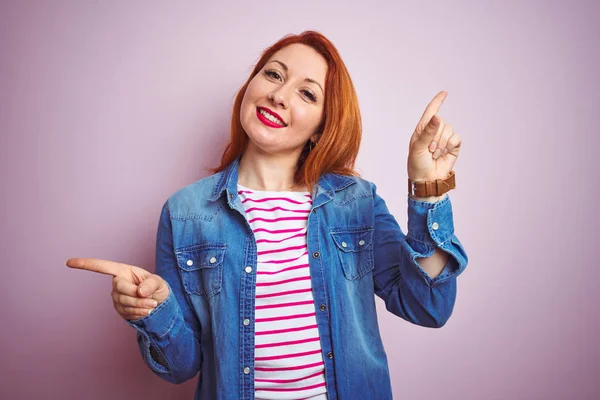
left=312, top=118, right=325, bottom=143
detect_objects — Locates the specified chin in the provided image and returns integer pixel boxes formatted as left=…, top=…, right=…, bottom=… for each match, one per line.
left=242, top=112, right=278, bottom=140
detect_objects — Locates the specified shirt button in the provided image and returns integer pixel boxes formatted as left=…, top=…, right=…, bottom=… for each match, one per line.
left=209, top=257, right=217, bottom=264
left=243, top=318, right=250, bottom=326
left=243, top=366, right=251, bottom=374
left=432, top=222, right=439, bottom=230
left=358, top=240, right=365, bottom=246
left=319, top=304, right=326, bottom=311
left=313, top=252, right=320, bottom=258
left=327, top=352, right=333, bottom=359
left=186, top=260, right=193, bottom=266
left=341, top=242, right=347, bottom=248
left=245, top=266, right=252, bottom=274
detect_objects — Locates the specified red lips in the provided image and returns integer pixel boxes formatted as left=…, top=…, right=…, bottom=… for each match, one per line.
left=257, top=107, right=287, bottom=128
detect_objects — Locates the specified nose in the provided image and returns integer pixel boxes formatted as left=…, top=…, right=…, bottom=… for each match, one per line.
left=269, top=88, right=290, bottom=109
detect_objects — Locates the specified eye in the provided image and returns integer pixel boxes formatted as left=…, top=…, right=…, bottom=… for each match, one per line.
left=301, top=90, right=317, bottom=102
left=265, top=70, right=282, bottom=81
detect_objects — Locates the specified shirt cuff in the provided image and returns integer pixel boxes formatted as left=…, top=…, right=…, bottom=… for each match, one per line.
left=126, top=284, right=181, bottom=338
left=406, top=193, right=455, bottom=249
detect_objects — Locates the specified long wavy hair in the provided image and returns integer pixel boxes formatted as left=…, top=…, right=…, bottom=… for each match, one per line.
left=210, top=30, right=362, bottom=193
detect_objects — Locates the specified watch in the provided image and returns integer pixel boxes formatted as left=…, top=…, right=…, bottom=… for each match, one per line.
left=408, top=170, right=456, bottom=197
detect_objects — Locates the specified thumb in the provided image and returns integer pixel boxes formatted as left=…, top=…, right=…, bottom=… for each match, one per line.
left=413, top=114, right=442, bottom=150
left=422, top=114, right=440, bottom=138
left=137, top=275, right=165, bottom=298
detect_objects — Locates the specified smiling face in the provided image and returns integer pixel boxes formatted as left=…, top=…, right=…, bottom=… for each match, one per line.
left=240, top=43, right=327, bottom=159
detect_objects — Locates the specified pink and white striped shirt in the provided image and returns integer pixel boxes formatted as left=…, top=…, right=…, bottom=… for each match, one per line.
left=238, top=184, right=328, bottom=400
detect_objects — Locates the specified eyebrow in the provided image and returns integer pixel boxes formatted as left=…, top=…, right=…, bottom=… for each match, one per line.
left=268, top=60, right=324, bottom=95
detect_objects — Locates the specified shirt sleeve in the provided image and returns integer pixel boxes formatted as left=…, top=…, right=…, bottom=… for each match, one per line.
left=371, top=184, right=469, bottom=328
left=125, top=201, right=203, bottom=384
left=405, top=193, right=467, bottom=282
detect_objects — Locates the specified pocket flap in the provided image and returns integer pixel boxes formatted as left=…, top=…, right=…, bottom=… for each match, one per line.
left=175, top=244, right=226, bottom=271
left=330, top=227, right=373, bottom=252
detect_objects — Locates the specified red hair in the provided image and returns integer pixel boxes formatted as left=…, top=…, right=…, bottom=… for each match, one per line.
left=210, top=30, right=362, bottom=193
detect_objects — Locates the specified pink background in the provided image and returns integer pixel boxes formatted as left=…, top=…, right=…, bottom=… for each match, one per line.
left=1, top=1, right=598, bottom=399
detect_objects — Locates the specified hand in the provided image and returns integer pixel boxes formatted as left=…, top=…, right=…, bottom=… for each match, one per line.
left=408, top=91, right=462, bottom=182
left=66, top=258, right=170, bottom=321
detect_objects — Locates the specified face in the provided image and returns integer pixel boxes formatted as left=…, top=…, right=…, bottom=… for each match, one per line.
left=240, top=43, right=327, bottom=158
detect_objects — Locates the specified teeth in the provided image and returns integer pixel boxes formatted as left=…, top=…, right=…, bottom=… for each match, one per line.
left=259, top=109, right=285, bottom=126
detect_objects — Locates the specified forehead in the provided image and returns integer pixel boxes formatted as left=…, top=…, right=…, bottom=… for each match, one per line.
left=267, top=43, right=327, bottom=84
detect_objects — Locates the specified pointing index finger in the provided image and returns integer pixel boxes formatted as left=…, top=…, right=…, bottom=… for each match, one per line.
left=66, top=258, right=126, bottom=277
left=418, top=90, right=448, bottom=128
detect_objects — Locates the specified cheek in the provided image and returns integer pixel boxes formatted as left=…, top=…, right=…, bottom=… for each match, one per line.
left=245, top=78, right=268, bottom=101
left=241, top=87, right=254, bottom=108
left=241, top=88, right=260, bottom=122
left=241, top=80, right=259, bottom=106
left=293, top=107, right=322, bottom=130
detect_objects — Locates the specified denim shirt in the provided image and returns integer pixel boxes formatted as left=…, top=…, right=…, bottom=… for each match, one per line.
left=127, top=156, right=468, bottom=399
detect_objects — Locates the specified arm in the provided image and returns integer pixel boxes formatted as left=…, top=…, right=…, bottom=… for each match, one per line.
left=126, top=201, right=203, bottom=384
left=372, top=184, right=468, bottom=328
left=408, top=192, right=451, bottom=279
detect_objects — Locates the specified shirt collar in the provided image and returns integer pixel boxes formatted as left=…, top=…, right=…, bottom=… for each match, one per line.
left=208, top=155, right=356, bottom=203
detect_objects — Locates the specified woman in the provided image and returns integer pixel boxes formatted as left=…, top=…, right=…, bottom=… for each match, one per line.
left=67, top=30, right=468, bottom=400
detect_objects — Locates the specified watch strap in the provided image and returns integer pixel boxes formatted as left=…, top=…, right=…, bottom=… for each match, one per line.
left=408, top=170, right=456, bottom=197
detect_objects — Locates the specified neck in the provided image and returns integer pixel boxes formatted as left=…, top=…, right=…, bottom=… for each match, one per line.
left=237, top=145, right=306, bottom=192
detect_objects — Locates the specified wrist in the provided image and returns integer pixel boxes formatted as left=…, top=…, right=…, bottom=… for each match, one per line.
left=408, top=170, right=456, bottom=199
left=408, top=192, right=447, bottom=203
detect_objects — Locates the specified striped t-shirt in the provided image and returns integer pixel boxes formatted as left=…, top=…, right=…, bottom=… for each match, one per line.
left=237, top=184, right=328, bottom=400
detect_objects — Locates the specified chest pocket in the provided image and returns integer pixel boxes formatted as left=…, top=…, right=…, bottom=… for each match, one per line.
left=175, top=243, right=226, bottom=298
left=330, top=227, right=374, bottom=281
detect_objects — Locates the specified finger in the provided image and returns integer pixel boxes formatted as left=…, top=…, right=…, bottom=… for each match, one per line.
left=121, top=306, right=154, bottom=317
left=417, top=91, right=448, bottom=132
left=445, top=132, right=462, bottom=156
left=433, top=123, right=453, bottom=159
left=66, top=258, right=128, bottom=277
left=123, top=314, right=144, bottom=321
left=116, top=293, right=158, bottom=309
left=427, top=116, right=446, bottom=153
left=113, top=276, right=139, bottom=297
left=113, top=302, right=152, bottom=317
left=419, top=114, right=444, bottom=151
left=137, top=275, right=163, bottom=298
